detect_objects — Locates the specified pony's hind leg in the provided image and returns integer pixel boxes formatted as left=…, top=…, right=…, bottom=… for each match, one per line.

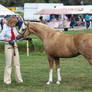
left=55, top=57, right=61, bottom=84
left=46, top=55, right=54, bottom=85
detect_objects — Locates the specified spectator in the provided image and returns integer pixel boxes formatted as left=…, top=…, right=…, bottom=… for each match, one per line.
left=70, top=15, right=75, bottom=28
left=85, top=14, right=90, bottom=29
left=39, top=16, right=47, bottom=24
left=0, top=18, right=7, bottom=30
left=0, top=19, right=3, bottom=30
left=16, top=16, right=23, bottom=30
left=63, top=16, right=70, bottom=31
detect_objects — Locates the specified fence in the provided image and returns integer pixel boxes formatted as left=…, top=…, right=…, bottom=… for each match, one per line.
left=0, top=39, right=44, bottom=55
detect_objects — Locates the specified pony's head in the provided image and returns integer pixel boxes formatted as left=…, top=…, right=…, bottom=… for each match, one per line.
left=16, top=21, right=31, bottom=40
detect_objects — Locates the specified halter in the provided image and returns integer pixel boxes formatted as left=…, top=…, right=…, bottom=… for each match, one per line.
left=18, top=29, right=27, bottom=38
left=18, top=25, right=28, bottom=38
left=18, top=22, right=30, bottom=38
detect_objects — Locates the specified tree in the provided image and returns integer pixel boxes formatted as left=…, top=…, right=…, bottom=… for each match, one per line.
left=0, top=0, right=92, bottom=6
left=7, top=0, right=16, bottom=6
left=49, top=0, right=61, bottom=3
left=44, top=0, right=49, bottom=3
left=83, top=0, right=92, bottom=4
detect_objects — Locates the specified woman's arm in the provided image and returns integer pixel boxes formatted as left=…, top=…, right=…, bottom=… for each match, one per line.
left=0, top=28, right=9, bottom=42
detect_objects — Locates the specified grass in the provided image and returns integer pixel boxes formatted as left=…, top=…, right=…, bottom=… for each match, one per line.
left=0, top=52, right=92, bottom=92
left=0, top=30, right=92, bottom=92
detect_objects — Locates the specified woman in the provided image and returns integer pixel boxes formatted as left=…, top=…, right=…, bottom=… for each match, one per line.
left=0, top=16, right=23, bottom=84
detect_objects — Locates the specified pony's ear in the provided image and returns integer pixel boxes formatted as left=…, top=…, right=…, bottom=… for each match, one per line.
left=23, top=21, right=29, bottom=26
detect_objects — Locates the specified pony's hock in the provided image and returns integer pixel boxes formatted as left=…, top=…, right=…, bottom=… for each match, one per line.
left=16, top=22, right=92, bottom=84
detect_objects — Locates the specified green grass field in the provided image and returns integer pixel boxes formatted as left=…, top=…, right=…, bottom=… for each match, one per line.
left=0, top=30, right=92, bottom=92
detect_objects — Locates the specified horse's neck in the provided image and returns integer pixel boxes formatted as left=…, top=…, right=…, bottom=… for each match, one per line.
left=31, top=23, right=55, bottom=41
left=33, top=29, right=46, bottom=40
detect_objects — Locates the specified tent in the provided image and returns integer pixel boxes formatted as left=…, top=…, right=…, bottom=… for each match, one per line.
left=35, top=5, right=92, bottom=15
left=35, top=9, right=68, bottom=15
left=0, top=4, right=15, bottom=16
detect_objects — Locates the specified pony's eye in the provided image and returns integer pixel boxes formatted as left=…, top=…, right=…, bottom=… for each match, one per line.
left=22, top=29, right=25, bottom=31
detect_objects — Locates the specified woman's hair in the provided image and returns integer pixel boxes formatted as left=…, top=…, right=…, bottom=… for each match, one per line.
left=7, top=16, right=18, bottom=26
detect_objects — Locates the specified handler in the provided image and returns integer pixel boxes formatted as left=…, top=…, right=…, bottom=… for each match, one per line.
left=0, top=16, right=23, bottom=84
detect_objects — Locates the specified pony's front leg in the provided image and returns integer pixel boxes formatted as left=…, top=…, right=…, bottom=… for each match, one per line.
left=46, top=55, right=54, bottom=85
left=55, top=58, right=61, bottom=84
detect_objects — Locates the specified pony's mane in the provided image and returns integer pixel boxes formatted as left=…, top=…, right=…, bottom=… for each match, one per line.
left=30, top=22, right=62, bottom=32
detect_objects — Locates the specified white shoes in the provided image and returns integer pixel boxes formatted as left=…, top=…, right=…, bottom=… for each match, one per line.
left=16, top=80, right=23, bottom=83
left=4, top=80, right=23, bottom=85
left=4, top=82, right=11, bottom=85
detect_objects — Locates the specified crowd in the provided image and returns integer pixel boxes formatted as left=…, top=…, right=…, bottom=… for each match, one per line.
left=39, top=14, right=92, bottom=31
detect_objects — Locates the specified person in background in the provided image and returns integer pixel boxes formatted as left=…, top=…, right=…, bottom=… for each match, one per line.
left=70, top=15, right=75, bottom=28
left=63, top=15, right=70, bottom=31
left=85, top=14, right=90, bottom=29
left=39, top=16, right=47, bottom=24
left=2, top=18, right=7, bottom=29
left=16, top=16, right=23, bottom=30
left=0, top=16, right=23, bottom=85
left=58, top=18, right=63, bottom=29
left=0, top=19, right=3, bottom=30
left=0, top=18, right=7, bottom=30
left=39, top=16, right=44, bottom=23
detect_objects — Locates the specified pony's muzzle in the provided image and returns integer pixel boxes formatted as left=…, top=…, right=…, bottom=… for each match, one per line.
left=16, top=35, right=24, bottom=40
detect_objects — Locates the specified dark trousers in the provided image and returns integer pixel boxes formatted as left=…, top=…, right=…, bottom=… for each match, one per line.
left=64, top=28, right=68, bottom=31
left=86, top=21, right=90, bottom=29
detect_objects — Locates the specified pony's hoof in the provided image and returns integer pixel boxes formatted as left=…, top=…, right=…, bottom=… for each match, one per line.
left=46, top=81, right=52, bottom=85
left=56, top=81, right=61, bottom=85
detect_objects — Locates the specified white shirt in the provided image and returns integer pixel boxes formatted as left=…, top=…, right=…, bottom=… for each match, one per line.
left=0, top=24, right=18, bottom=44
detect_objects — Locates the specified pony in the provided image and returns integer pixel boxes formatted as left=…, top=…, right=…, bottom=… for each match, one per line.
left=16, top=22, right=92, bottom=85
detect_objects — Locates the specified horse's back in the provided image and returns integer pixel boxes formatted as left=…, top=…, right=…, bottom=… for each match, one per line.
left=44, top=32, right=92, bottom=58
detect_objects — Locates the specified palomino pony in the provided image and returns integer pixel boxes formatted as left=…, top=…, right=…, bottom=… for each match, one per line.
left=16, top=22, right=92, bottom=85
